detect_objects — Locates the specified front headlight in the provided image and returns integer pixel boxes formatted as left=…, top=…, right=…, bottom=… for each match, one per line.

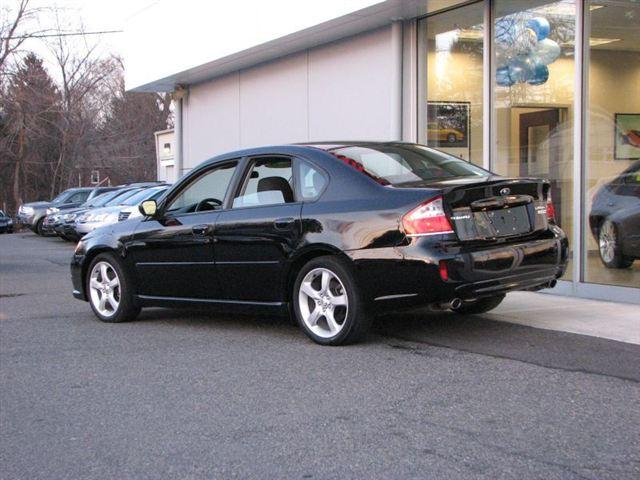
left=46, top=207, right=60, bottom=215
left=21, top=206, right=34, bottom=215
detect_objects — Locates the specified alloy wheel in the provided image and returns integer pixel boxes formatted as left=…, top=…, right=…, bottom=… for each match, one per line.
left=298, top=268, right=349, bottom=339
left=599, top=221, right=616, bottom=264
left=89, top=261, right=121, bottom=318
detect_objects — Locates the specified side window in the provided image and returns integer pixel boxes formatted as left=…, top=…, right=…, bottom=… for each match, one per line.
left=297, top=161, right=327, bottom=201
left=166, top=162, right=237, bottom=214
left=233, top=157, right=294, bottom=208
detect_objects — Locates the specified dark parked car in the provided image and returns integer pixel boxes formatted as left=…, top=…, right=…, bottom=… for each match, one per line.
left=17, top=187, right=118, bottom=235
left=71, top=142, right=568, bottom=345
left=0, top=210, right=14, bottom=233
left=589, top=161, right=640, bottom=268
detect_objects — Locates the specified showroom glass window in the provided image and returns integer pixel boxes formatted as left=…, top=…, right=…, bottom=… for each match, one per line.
left=419, top=2, right=484, bottom=166
left=584, top=0, right=639, bottom=288
left=493, top=0, right=576, bottom=279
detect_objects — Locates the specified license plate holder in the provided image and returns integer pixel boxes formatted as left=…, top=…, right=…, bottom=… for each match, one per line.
left=474, top=205, right=531, bottom=238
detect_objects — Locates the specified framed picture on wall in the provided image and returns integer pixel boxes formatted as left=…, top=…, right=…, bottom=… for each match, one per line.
left=426, top=101, right=470, bottom=154
left=614, top=113, right=640, bottom=160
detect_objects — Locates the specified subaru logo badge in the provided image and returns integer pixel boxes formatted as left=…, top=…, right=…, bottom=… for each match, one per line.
left=500, top=187, right=511, bottom=196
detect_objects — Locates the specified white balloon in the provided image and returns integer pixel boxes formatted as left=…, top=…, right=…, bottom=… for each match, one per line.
left=532, top=38, right=561, bottom=65
left=513, top=26, right=538, bottom=56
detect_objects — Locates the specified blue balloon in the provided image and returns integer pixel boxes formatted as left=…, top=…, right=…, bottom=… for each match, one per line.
left=528, top=63, right=549, bottom=85
left=527, top=17, right=551, bottom=41
left=496, top=66, right=514, bottom=87
left=508, top=57, right=534, bottom=83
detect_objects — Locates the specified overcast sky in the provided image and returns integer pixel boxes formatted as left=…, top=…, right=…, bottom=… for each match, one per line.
left=14, top=0, right=380, bottom=88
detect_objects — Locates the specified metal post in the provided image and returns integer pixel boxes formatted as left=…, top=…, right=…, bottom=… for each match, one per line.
left=390, top=20, right=403, bottom=141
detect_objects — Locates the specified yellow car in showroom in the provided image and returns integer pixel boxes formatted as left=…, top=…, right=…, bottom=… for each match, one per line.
left=427, top=122, right=465, bottom=144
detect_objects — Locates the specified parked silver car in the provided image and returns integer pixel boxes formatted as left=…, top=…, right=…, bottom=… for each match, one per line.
left=74, top=186, right=170, bottom=237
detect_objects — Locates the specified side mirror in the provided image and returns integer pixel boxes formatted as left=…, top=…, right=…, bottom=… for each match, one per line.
left=139, top=200, right=158, bottom=217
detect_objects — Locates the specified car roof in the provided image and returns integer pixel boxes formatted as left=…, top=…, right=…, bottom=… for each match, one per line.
left=197, top=141, right=419, bottom=169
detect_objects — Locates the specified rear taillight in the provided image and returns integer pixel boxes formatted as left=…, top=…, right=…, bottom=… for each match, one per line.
left=402, top=196, right=454, bottom=236
left=546, top=189, right=556, bottom=222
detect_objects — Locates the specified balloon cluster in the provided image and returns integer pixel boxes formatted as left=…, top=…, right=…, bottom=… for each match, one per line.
left=495, top=16, right=561, bottom=87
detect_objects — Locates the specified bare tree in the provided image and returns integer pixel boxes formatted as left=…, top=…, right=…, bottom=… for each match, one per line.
left=0, top=0, right=52, bottom=71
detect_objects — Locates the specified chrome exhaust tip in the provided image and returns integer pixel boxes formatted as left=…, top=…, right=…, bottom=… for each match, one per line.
left=450, top=298, right=463, bottom=310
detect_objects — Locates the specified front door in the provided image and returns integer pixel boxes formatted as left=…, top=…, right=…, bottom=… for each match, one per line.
left=214, top=156, right=302, bottom=303
left=519, top=108, right=563, bottom=226
left=125, top=161, right=239, bottom=299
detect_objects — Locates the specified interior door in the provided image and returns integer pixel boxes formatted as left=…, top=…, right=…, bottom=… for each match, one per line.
left=125, top=162, right=239, bottom=299
left=519, top=108, right=562, bottom=226
left=214, top=156, right=302, bottom=303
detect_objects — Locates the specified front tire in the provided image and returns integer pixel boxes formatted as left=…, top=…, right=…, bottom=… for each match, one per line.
left=35, top=218, right=45, bottom=236
left=452, top=295, right=505, bottom=315
left=293, top=256, right=370, bottom=346
left=598, top=220, right=633, bottom=269
left=86, top=253, right=140, bottom=323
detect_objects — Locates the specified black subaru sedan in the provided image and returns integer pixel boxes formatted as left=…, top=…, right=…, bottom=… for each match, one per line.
left=71, top=142, right=568, bottom=345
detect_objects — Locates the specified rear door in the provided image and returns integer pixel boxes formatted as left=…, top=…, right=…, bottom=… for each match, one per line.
left=213, top=156, right=302, bottom=303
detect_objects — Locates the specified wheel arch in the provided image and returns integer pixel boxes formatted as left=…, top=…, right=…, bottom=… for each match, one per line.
left=283, top=244, right=353, bottom=303
left=80, top=246, right=123, bottom=299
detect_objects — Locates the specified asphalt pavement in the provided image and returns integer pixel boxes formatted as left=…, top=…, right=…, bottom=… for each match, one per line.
left=1, top=231, right=639, bottom=480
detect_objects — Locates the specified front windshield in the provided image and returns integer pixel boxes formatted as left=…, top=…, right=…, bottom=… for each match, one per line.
left=82, top=191, right=118, bottom=208
left=328, top=144, right=489, bottom=186
left=121, top=187, right=167, bottom=206
left=105, top=189, right=143, bottom=206
left=51, top=190, right=72, bottom=204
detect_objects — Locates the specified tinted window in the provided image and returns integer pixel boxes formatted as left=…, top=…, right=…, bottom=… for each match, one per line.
left=167, top=162, right=237, bottom=213
left=328, top=145, right=488, bottom=186
left=233, top=158, right=294, bottom=208
left=297, top=161, right=327, bottom=201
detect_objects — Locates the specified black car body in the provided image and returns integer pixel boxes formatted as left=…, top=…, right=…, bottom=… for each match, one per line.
left=18, top=187, right=118, bottom=235
left=71, top=142, right=568, bottom=345
left=589, top=161, right=640, bottom=268
left=0, top=210, right=13, bottom=233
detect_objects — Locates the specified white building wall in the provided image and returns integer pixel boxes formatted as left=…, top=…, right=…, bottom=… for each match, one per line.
left=181, top=26, right=395, bottom=171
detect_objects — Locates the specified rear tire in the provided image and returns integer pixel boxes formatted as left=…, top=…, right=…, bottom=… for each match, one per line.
left=293, top=256, right=370, bottom=346
left=598, top=220, right=634, bottom=269
left=86, top=253, right=140, bottom=323
left=452, top=295, right=505, bottom=315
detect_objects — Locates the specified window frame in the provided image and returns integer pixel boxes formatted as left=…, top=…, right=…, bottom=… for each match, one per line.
left=158, top=159, right=241, bottom=218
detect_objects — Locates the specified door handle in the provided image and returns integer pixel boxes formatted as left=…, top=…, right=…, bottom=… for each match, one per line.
left=192, top=224, right=211, bottom=236
left=274, top=217, right=295, bottom=230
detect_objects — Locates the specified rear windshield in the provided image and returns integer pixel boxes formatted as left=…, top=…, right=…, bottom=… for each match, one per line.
left=328, top=144, right=488, bottom=186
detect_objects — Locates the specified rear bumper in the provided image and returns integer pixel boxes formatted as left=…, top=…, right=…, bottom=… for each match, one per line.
left=349, top=226, right=568, bottom=310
